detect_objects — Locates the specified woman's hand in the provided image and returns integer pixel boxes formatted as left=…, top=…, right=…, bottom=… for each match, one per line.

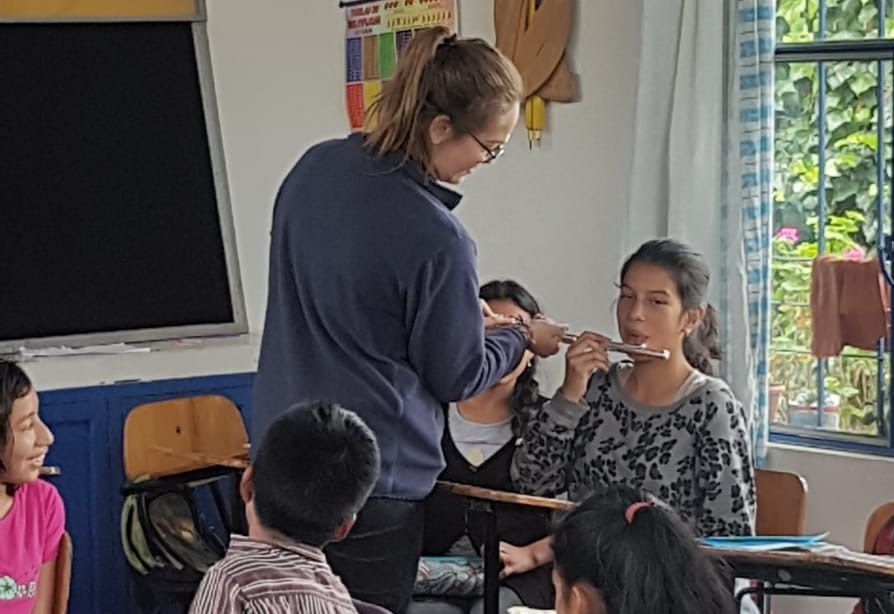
left=481, top=299, right=516, bottom=330
left=559, top=331, right=610, bottom=402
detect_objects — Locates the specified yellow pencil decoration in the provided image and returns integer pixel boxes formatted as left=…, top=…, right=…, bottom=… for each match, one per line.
left=494, top=0, right=576, bottom=150
left=524, top=0, right=545, bottom=147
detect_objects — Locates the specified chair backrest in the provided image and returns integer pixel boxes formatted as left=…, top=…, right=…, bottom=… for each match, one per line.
left=123, top=395, right=248, bottom=481
left=754, top=468, right=808, bottom=536
left=52, top=531, right=72, bottom=614
left=862, top=502, right=894, bottom=553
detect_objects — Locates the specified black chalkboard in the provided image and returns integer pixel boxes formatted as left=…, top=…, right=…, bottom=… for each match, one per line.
left=0, top=21, right=242, bottom=347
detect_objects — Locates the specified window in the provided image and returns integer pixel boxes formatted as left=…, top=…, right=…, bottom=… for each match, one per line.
left=770, top=0, right=894, bottom=453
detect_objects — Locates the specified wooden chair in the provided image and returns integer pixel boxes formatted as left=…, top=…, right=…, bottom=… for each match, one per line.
left=51, top=531, right=73, bottom=614
left=755, top=468, right=808, bottom=536
left=850, top=502, right=894, bottom=613
left=121, top=395, right=249, bottom=614
left=739, top=469, right=808, bottom=613
left=863, top=502, right=894, bottom=553
left=123, top=395, right=249, bottom=481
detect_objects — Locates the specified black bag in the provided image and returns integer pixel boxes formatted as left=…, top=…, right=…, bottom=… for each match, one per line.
left=120, top=470, right=240, bottom=614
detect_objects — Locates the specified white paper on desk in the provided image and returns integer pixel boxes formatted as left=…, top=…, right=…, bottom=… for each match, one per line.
left=19, top=343, right=151, bottom=358
left=701, top=533, right=829, bottom=552
left=813, top=544, right=894, bottom=567
left=705, top=541, right=828, bottom=552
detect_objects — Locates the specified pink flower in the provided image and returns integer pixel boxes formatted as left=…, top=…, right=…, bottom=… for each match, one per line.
left=844, top=247, right=865, bottom=261
left=775, top=227, right=799, bottom=243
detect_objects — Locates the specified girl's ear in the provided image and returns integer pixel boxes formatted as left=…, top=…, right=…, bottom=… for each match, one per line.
left=682, top=305, right=705, bottom=335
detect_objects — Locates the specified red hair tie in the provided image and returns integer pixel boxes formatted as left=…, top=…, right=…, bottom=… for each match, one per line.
left=624, top=501, right=653, bottom=525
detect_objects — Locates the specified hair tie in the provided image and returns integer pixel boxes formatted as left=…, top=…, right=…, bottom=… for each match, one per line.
left=624, top=501, right=653, bottom=525
left=438, top=33, right=458, bottom=49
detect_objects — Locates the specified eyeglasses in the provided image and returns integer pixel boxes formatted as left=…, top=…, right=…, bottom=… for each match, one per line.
left=469, top=133, right=506, bottom=162
left=429, top=103, right=507, bottom=162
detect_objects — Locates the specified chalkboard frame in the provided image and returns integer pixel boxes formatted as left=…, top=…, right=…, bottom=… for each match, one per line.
left=0, top=6, right=248, bottom=353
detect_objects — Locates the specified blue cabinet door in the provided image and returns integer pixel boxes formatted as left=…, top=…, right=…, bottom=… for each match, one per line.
left=108, top=374, right=254, bottom=613
left=39, top=394, right=114, bottom=614
left=36, top=373, right=254, bottom=614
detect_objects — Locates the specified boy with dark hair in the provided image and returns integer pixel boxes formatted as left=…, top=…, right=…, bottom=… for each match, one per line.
left=190, top=401, right=381, bottom=613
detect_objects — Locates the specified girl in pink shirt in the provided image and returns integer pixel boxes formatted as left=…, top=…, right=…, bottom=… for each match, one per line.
left=0, top=360, right=65, bottom=614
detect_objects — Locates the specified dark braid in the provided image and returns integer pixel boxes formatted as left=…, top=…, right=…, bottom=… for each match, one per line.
left=479, top=280, right=543, bottom=436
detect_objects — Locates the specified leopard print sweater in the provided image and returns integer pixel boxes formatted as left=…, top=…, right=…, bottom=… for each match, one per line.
left=511, top=365, right=756, bottom=537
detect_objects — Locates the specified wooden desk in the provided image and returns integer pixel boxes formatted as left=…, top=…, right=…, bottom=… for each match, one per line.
left=711, top=546, right=894, bottom=610
left=438, top=481, right=894, bottom=614
left=434, top=481, right=571, bottom=614
left=436, top=481, right=574, bottom=512
left=136, top=466, right=894, bottom=610
left=128, top=448, right=249, bottom=535
left=150, top=447, right=249, bottom=473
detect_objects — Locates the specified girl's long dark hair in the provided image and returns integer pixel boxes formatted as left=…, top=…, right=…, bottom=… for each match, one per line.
left=0, top=360, right=33, bottom=495
left=553, top=484, right=735, bottom=614
left=479, top=280, right=542, bottom=436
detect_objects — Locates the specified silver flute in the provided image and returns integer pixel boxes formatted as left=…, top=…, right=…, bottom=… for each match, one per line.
left=561, top=333, right=670, bottom=360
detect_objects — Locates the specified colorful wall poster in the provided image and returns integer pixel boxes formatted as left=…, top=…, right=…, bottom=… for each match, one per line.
left=344, top=0, right=457, bottom=131
left=0, top=0, right=198, bottom=19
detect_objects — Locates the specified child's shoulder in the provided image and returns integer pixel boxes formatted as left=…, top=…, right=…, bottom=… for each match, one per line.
left=17, top=478, right=63, bottom=508
left=7, top=479, right=65, bottom=561
left=691, top=374, right=741, bottom=406
left=688, top=376, right=750, bottom=435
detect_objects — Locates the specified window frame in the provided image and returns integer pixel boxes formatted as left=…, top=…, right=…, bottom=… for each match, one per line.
left=769, top=33, right=894, bottom=455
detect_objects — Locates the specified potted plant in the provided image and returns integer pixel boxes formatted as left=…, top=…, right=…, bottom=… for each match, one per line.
left=788, top=388, right=841, bottom=430
left=768, top=384, right=787, bottom=424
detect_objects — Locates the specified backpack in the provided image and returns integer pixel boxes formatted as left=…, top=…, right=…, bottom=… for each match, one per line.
left=120, top=472, right=238, bottom=613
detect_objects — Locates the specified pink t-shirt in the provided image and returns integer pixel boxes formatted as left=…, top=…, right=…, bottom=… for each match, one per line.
left=0, top=479, right=65, bottom=613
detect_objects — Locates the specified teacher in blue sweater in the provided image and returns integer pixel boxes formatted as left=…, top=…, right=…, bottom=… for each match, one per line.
left=252, top=26, right=564, bottom=614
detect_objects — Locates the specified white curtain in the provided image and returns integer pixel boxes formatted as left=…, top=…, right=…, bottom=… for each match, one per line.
left=622, top=0, right=772, bottom=462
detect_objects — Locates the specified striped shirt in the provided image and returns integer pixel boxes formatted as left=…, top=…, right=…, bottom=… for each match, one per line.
left=189, top=535, right=362, bottom=614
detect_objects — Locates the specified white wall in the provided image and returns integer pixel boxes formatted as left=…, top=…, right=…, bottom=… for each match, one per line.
left=206, top=0, right=348, bottom=334
left=204, top=0, right=642, bottom=391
